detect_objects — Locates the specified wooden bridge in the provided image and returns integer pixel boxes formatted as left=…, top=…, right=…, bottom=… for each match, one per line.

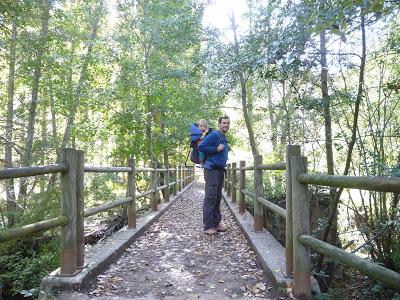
left=1, top=146, right=400, bottom=299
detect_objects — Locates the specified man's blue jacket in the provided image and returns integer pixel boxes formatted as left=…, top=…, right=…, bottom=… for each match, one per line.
left=198, top=130, right=228, bottom=170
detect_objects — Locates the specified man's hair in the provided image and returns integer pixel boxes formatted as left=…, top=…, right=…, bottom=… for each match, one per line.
left=218, top=115, right=230, bottom=124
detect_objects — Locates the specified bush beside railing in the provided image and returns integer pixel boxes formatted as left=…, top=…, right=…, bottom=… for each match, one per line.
left=0, top=148, right=195, bottom=276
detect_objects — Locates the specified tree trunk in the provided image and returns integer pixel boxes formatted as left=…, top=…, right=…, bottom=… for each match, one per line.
left=266, top=77, right=277, bottom=150
left=61, top=10, right=101, bottom=148
left=145, top=92, right=154, bottom=162
left=322, top=13, right=366, bottom=245
left=320, top=27, right=337, bottom=240
left=317, top=12, right=367, bottom=286
left=48, top=3, right=102, bottom=188
left=5, top=19, right=17, bottom=227
left=315, top=26, right=336, bottom=291
left=19, top=0, right=51, bottom=199
left=50, top=83, right=58, bottom=145
left=230, top=11, right=258, bottom=156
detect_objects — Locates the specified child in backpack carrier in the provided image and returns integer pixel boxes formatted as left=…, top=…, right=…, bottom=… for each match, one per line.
left=190, top=119, right=212, bottom=166
left=197, top=119, right=209, bottom=165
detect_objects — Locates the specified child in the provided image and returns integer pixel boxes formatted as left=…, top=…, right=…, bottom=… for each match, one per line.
left=197, top=119, right=209, bottom=165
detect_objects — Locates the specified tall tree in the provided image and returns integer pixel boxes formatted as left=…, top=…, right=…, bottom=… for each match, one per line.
left=19, top=0, right=51, bottom=198
left=230, top=11, right=258, bottom=156
left=5, top=19, right=18, bottom=227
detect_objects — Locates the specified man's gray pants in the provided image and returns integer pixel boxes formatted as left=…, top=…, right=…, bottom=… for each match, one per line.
left=203, top=168, right=225, bottom=230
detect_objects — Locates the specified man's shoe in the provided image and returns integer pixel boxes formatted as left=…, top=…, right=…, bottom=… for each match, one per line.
left=215, top=225, right=227, bottom=232
left=204, top=228, right=218, bottom=235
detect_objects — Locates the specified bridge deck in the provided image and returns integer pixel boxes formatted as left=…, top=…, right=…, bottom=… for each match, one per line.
left=55, top=182, right=291, bottom=299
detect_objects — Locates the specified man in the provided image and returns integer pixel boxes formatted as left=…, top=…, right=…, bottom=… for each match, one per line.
left=198, top=115, right=230, bottom=235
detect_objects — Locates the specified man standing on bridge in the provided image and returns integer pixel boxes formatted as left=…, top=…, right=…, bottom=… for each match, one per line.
left=198, top=115, right=230, bottom=235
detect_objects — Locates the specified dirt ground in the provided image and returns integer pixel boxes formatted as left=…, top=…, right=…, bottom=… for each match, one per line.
left=79, top=182, right=290, bottom=299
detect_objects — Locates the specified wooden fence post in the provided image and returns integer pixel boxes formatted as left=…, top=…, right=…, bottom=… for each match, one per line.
left=231, top=162, right=237, bottom=203
left=127, top=158, right=136, bottom=228
left=285, top=145, right=301, bottom=276
left=179, top=165, right=183, bottom=191
left=224, top=165, right=228, bottom=191
left=150, top=161, right=158, bottom=211
left=227, top=163, right=231, bottom=197
left=60, top=148, right=78, bottom=275
left=164, top=164, right=170, bottom=202
left=291, top=156, right=311, bottom=299
left=253, top=155, right=264, bottom=232
left=239, top=161, right=246, bottom=214
left=185, top=166, right=188, bottom=186
left=173, top=166, right=177, bottom=196
left=76, top=150, right=84, bottom=268
left=182, top=165, right=185, bottom=188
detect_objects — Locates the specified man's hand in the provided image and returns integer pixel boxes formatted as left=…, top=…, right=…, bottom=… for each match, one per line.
left=217, top=144, right=224, bottom=152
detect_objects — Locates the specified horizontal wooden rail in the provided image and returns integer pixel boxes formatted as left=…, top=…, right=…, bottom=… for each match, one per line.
left=257, top=162, right=286, bottom=170
left=298, top=234, right=400, bottom=290
left=240, top=189, right=286, bottom=218
left=297, top=173, right=400, bottom=193
left=84, top=197, right=134, bottom=217
left=256, top=197, right=286, bottom=218
left=84, top=165, right=175, bottom=173
left=242, top=188, right=256, bottom=198
left=83, top=178, right=182, bottom=218
left=241, top=165, right=254, bottom=171
left=233, top=162, right=286, bottom=171
left=136, top=167, right=156, bottom=172
left=0, top=216, right=68, bottom=243
left=156, top=184, right=168, bottom=191
left=0, top=163, right=68, bottom=180
left=137, top=189, right=155, bottom=198
left=84, top=165, right=131, bottom=173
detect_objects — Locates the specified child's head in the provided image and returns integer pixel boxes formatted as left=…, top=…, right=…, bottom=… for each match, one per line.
left=198, top=119, right=208, bottom=132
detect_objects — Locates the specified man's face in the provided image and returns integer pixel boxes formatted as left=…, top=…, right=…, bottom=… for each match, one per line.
left=218, top=118, right=230, bottom=133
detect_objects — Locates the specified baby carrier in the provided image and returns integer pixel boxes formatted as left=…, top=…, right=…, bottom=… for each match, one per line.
left=189, top=123, right=212, bottom=164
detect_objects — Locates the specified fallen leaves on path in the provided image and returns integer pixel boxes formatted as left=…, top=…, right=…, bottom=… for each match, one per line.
left=88, top=182, right=289, bottom=299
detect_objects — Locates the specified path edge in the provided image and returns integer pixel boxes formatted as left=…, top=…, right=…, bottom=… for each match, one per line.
left=40, top=182, right=196, bottom=298
left=222, top=191, right=292, bottom=293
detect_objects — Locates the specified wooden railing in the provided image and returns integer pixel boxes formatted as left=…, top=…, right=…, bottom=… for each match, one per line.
left=0, top=148, right=195, bottom=276
left=225, top=145, right=400, bottom=299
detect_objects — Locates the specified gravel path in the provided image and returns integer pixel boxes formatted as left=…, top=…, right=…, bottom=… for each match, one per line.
left=85, top=182, right=279, bottom=299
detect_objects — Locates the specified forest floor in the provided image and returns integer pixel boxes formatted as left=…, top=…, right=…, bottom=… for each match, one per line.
left=58, top=182, right=292, bottom=299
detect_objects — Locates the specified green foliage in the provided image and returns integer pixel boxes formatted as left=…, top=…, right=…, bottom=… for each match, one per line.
left=315, top=293, right=333, bottom=300
left=0, top=236, right=60, bottom=296
left=18, top=187, right=61, bottom=226
left=85, top=173, right=122, bottom=206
